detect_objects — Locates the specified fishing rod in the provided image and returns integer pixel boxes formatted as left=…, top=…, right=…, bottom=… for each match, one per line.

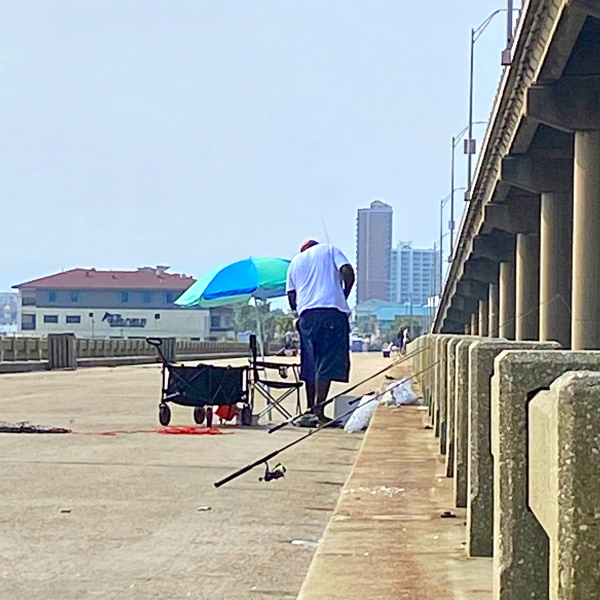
left=267, top=345, right=426, bottom=434
left=214, top=360, right=437, bottom=488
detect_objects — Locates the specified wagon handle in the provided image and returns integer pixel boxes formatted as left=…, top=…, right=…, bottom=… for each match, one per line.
left=146, top=337, right=168, bottom=364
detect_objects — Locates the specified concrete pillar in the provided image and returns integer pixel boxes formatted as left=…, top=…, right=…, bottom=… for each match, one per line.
left=445, top=338, right=462, bottom=476
left=454, top=338, right=479, bottom=508
left=467, top=340, right=559, bottom=558
left=530, top=372, right=600, bottom=600
left=478, top=300, right=489, bottom=337
left=540, top=191, right=572, bottom=348
left=437, top=335, right=459, bottom=454
left=470, top=313, right=479, bottom=336
left=491, top=350, right=600, bottom=599
left=488, top=283, right=499, bottom=337
left=48, top=333, right=77, bottom=370
left=515, top=232, right=540, bottom=341
left=499, top=261, right=516, bottom=340
left=572, top=130, right=600, bottom=350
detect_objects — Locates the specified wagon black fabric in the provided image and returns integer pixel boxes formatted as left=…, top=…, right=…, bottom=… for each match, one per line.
left=165, top=364, right=247, bottom=407
left=146, top=337, right=253, bottom=427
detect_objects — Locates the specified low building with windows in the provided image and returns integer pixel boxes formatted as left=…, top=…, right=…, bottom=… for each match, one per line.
left=208, top=306, right=236, bottom=341
left=13, top=267, right=216, bottom=340
left=353, top=298, right=433, bottom=338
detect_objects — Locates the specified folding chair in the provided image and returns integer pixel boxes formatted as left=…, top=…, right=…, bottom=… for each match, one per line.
left=248, top=334, right=303, bottom=421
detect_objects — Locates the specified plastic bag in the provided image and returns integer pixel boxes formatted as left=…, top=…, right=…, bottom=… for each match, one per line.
left=344, top=393, right=379, bottom=433
left=379, top=389, right=395, bottom=406
left=386, top=378, right=420, bottom=406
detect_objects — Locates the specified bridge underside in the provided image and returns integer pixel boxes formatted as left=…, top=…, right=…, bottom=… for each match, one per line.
left=436, top=0, right=600, bottom=350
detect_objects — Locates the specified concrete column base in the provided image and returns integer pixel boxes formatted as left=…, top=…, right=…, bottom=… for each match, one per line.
left=572, top=130, right=600, bottom=349
left=470, top=313, right=479, bottom=336
left=479, top=300, right=489, bottom=337
left=539, top=191, right=572, bottom=348
left=530, top=372, right=600, bottom=600
left=491, top=350, right=600, bottom=599
left=488, top=283, right=499, bottom=337
left=466, top=340, right=559, bottom=558
left=515, top=232, right=540, bottom=341
left=499, top=262, right=516, bottom=340
left=454, top=338, right=480, bottom=507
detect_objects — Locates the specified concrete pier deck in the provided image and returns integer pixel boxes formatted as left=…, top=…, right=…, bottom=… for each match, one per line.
left=297, top=406, right=493, bottom=599
left=0, top=354, right=390, bottom=599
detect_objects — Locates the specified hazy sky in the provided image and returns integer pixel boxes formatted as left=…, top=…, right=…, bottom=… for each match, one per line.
left=1, top=0, right=514, bottom=291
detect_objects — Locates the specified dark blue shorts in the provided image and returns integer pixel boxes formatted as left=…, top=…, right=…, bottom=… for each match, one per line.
left=297, top=308, right=350, bottom=384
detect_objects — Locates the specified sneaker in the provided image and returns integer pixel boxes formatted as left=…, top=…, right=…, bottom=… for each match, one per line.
left=296, top=414, right=319, bottom=428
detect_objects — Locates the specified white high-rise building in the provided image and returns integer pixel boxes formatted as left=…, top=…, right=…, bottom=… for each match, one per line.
left=390, top=242, right=439, bottom=307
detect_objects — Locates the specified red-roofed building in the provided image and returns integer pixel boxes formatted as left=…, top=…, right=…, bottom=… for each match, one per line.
left=15, top=267, right=195, bottom=292
left=12, top=267, right=225, bottom=339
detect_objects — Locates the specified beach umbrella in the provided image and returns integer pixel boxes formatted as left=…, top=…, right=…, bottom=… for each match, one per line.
left=175, top=257, right=291, bottom=354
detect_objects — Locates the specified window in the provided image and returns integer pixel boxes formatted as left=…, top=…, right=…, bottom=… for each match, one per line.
left=211, top=315, right=221, bottom=328
left=22, top=297, right=36, bottom=306
left=22, top=314, right=36, bottom=331
left=66, top=315, right=81, bottom=324
left=70, top=291, right=81, bottom=302
left=120, top=291, right=129, bottom=303
left=47, top=291, right=58, bottom=302
left=165, top=292, right=176, bottom=304
left=43, top=315, right=59, bottom=324
left=142, top=292, right=152, bottom=303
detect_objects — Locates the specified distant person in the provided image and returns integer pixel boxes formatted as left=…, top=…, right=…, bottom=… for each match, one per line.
left=401, top=327, right=411, bottom=355
left=284, top=329, right=295, bottom=350
left=278, top=329, right=298, bottom=356
left=396, top=326, right=404, bottom=347
left=286, top=240, right=355, bottom=425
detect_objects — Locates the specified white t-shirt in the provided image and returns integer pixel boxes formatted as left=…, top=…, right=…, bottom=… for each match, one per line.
left=286, top=244, right=351, bottom=315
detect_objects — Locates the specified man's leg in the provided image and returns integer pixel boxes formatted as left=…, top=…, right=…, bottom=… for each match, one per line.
left=305, top=381, right=316, bottom=413
left=298, top=314, right=316, bottom=414
left=313, top=380, right=332, bottom=419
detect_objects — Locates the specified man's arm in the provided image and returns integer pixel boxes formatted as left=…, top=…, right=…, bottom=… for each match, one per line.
left=287, top=290, right=298, bottom=312
left=331, top=246, right=355, bottom=299
left=339, top=264, right=355, bottom=299
left=286, top=260, right=297, bottom=312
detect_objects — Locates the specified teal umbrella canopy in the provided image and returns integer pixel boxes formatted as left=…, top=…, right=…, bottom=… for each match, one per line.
left=175, top=257, right=291, bottom=308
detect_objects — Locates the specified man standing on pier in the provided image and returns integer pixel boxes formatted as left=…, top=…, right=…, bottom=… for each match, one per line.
left=286, top=240, right=355, bottom=425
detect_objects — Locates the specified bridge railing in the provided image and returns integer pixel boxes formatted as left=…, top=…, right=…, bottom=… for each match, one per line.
left=407, top=333, right=600, bottom=598
left=0, top=335, right=254, bottom=372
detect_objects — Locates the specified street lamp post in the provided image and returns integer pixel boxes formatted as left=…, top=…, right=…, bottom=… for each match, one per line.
left=441, top=186, right=467, bottom=280
left=451, top=123, right=486, bottom=251
left=439, top=201, right=444, bottom=294
left=439, top=194, right=459, bottom=291
left=466, top=10, right=503, bottom=191
left=507, top=0, right=515, bottom=46
left=465, top=5, right=520, bottom=194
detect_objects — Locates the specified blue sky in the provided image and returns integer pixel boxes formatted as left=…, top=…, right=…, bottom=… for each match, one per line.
left=0, top=0, right=515, bottom=291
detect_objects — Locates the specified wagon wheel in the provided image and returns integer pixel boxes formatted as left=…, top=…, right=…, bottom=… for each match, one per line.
left=193, top=406, right=206, bottom=425
left=158, top=403, right=171, bottom=426
left=205, top=407, right=214, bottom=429
left=241, top=405, right=252, bottom=426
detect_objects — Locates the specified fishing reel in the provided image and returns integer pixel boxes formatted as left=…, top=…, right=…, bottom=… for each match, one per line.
left=259, top=462, right=286, bottom=482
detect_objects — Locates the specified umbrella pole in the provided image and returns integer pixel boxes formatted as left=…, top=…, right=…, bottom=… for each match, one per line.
left=252, top=301, right=265, bottom=359
left=252, top=300, right=271, bottom=420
